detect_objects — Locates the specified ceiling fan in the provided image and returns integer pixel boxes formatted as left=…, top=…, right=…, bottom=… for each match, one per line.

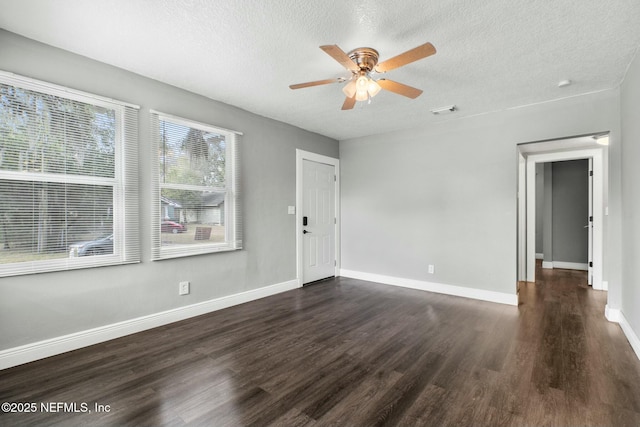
left=289, top=42, right=436, bottom=110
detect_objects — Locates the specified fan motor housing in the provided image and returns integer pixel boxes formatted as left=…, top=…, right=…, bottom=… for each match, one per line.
left=347, top=47, right=379, bottom=72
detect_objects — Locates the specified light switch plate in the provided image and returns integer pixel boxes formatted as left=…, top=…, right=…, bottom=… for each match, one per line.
left=288, top=206, right=295, bottom=215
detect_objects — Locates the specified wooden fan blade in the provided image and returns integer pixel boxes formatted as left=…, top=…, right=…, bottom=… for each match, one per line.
left=341, top=96, right=356, bottom=110
left=320, top=45, right=359, bottom=72
left=375, top=42, right=436, bottom=73
left=289, top=78, right=343, bottom=90
left=377, top=79, right=423, bottom=99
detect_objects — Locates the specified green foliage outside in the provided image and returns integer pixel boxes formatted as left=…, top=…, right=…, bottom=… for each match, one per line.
left=0, top=83, right=115, bottom=262
left=160, top=122, right=226, bottom=211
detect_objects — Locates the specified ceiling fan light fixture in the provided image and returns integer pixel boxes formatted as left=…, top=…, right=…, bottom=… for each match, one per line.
left=352, top=73, right=381, bottom=102
left=356, top=74, right=369, bottom=88
left=368, top=79, right=382, bottom=97
left=343, top=73, right=381, bottom=102
left=291, top=42, right=436, bottom=110
left=355, top=89, right=369, bottom=102
left=342, top=79, right=356, bottom=98
left=355, top=74, right=369, bottom=101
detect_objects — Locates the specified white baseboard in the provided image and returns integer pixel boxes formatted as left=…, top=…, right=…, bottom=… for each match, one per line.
left=536, top=253, right=544, bottom=260
left=541, top=261, right=589, bottom=271
left=605, top=304, right=620, bottom=322
left=339, top=269, right=517, bottom=306
left=552, top=261, right=589, bottom=271
left=605, top=305, right=640, bottom=362
left=0, top=279, right=300, bottom=370
left=619, top=312, right=640, bottom=362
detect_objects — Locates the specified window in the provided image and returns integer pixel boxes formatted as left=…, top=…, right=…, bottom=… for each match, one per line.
left=0, top=72, right=139, bottom=277
left=150, top=111, right=241, bottom=260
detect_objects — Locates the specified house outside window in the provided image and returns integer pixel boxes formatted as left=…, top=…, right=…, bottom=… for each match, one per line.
left=0, top=72, right=139, bottom=277
left=150, top=111, right=241, bottom=260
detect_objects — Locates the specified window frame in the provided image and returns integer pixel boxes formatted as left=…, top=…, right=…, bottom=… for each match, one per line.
left=150, top=110, right=242, bottom=260
left=0, top=71, right=140, bottom=277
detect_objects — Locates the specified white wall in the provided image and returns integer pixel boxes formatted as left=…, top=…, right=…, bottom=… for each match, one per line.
left=0, top=30, right=338, bottom=353
left=340, top=89, right=622, bottom=304
left=621, top=48, right=640, bottom=352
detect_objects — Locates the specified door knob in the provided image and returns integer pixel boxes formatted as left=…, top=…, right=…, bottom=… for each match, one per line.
left=303, top=230, right=311, bottom=234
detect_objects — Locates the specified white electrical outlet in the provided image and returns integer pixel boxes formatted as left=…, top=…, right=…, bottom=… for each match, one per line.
left=179, top=281, right=190, bottom=295
left=428, top=265, right=435, bottom=274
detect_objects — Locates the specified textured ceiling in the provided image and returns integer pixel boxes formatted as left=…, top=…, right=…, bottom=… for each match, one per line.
left=1, top=0, right=639, bottom=141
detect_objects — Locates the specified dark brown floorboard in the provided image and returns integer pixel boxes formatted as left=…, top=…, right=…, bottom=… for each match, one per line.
left=2, top=263, right=640, bottom=426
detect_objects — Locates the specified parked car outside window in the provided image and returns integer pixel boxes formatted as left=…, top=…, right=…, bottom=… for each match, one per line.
left=69, top=234, right=114, bottom=257
left=161, top=220, right=187, bottom=234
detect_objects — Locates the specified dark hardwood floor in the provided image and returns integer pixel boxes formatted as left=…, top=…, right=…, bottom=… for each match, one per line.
left=2, top=264, right=640, bottom=426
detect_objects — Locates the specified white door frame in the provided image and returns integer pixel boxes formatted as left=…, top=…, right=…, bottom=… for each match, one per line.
left=296, top=150, right=340, bottom=286
left=517, top=151, right=526, bottom=283
left=522, top=148, right=604, bottom=289
left=588, top=157, right=594, bottom=285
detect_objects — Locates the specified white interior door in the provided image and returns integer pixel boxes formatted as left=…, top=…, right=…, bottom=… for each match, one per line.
left=302, top=159, right=336, bottom=284
left=587, top=158, right=593, bottom=285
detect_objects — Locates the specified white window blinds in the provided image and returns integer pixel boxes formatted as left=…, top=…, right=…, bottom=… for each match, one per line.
left=150, top=111, right=242, bottom=260
left=0, top=72, right=140, bottom=276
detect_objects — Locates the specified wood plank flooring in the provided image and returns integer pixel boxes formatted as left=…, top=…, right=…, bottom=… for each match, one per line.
left=2, top=264, right=640, bottom=426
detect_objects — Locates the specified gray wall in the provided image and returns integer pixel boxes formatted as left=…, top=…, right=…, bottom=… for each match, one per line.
left=340, top=89, right=622, bottom=300
left=621, top=49, right=640, bottom=338
left=0, top=30, right=338, bottom=351
left=551, top=160, right=589, bottom=264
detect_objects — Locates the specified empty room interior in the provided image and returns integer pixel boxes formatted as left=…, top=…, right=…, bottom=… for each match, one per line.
left=2, top=1, right=640, bottom=426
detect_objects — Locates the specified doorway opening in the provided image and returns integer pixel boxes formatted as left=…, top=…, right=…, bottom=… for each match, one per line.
left=517, top=133, right=608, bottom=292
left=538, top=159, right=592, bottom=282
